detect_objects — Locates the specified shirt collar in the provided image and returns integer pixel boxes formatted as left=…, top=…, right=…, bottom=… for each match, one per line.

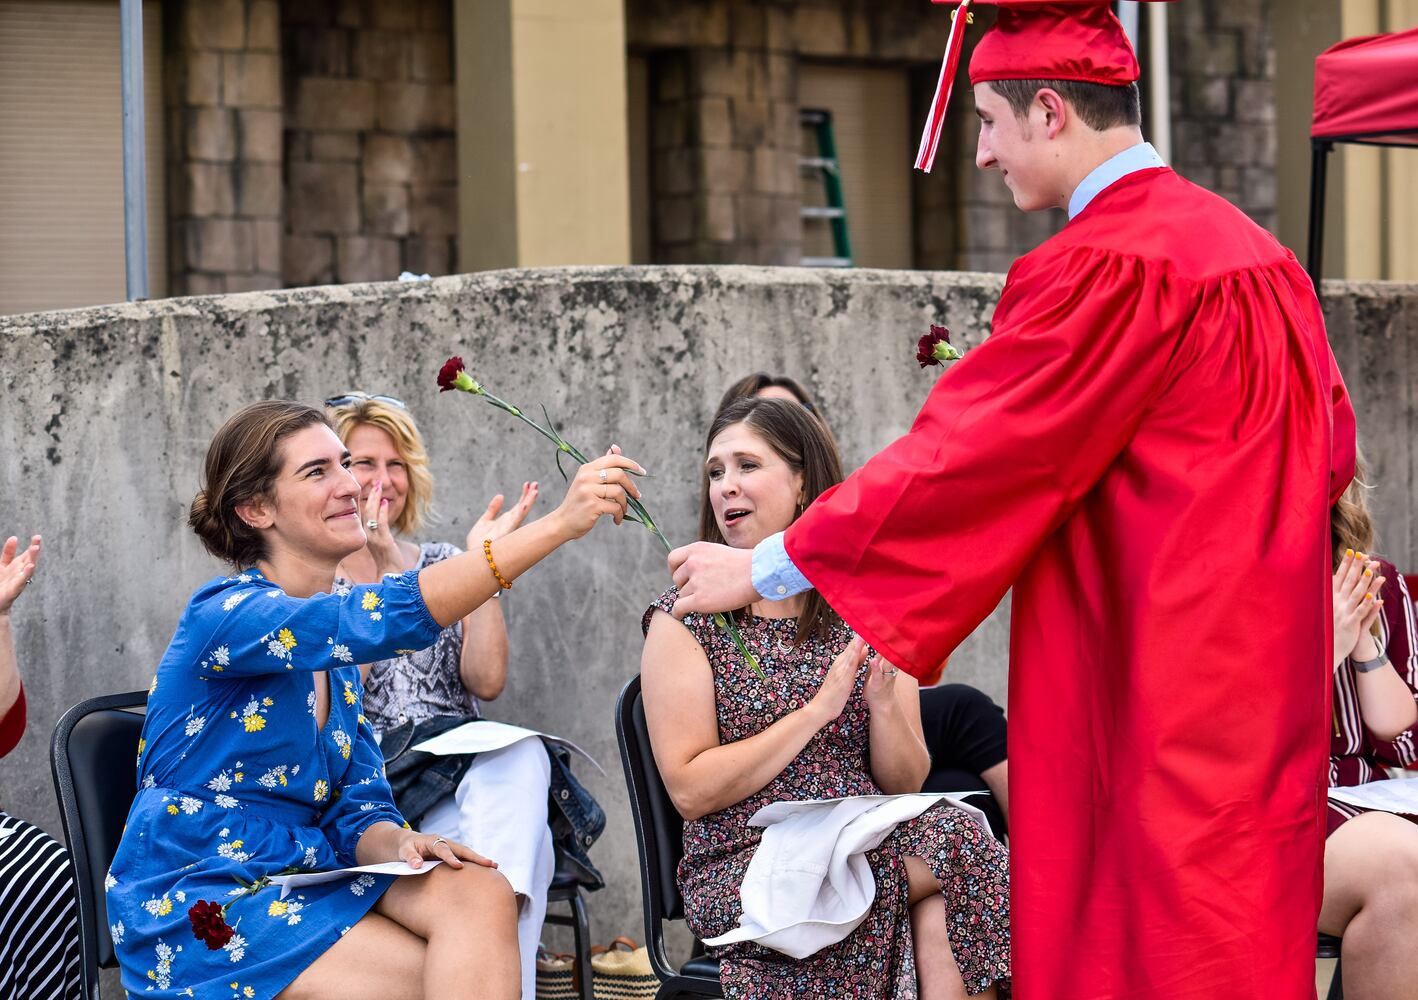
left=1067, top=141, right=1166, bottom=219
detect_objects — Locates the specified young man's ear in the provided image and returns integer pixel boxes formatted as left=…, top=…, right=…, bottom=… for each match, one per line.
left=1036, top=87, right=1069, bottom=139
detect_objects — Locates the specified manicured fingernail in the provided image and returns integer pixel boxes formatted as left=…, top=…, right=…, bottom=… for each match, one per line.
left=1365, top=593, right=1373, bottom=600
left=1346, top=549, right=1355, bottom=558
left=1365, top=569, right=1373, bottom=576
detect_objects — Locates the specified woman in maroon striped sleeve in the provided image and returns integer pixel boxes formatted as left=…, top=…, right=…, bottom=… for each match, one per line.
left=0, top=532, right=82, bottom=1000
left=1321, top=464, right=1418, bottom=995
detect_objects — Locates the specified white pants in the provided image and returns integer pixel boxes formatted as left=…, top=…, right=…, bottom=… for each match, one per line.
left=420, top=738, right=555, bottom=1000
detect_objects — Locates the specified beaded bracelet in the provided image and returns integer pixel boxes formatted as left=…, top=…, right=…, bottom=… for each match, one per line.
left=483, top=538, right=513, bottom=590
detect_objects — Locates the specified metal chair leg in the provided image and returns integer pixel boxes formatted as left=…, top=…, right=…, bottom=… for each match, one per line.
left=569, top=890, right=593, bottom=1000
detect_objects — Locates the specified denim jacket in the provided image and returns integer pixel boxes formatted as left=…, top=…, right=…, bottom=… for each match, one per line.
left=380, top=715, right=605, bottom=890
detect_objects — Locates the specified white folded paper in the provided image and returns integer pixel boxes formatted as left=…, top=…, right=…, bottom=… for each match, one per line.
left=268, top=859, right=442, bottom=899
left=705, top=792, right=992, bottom=959
left=410, top=719, right=603, bottom=775
left=1329, top=778, right=1418, bottom=816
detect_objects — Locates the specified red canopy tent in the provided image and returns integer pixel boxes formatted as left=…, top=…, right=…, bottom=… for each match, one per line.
left=1307, top=27, right=1418, bottom=282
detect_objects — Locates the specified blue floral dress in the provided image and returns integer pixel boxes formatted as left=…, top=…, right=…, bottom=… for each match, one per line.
left=107, top=568, right=442, bottom=999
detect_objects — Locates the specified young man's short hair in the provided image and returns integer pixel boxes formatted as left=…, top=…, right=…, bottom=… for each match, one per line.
left=987, top=79, right=1141, bottom=131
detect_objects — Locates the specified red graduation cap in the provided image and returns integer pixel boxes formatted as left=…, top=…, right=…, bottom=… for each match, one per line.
left=915, top=0, right=1175, bottom=172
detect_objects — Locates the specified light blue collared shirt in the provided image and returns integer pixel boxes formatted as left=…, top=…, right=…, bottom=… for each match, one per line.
left=752, top=142, right=1168, bottom=602
left=751, top=531, right=813, bottom=600
left=1066, top=141, right=1166, bottom=219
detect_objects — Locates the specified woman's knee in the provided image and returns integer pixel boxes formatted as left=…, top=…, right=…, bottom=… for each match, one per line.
left=1325, top=814, right=1418, bottom=928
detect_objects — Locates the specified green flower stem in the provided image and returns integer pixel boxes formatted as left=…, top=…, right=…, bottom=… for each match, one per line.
left=453, top=382, right=765, bottom=679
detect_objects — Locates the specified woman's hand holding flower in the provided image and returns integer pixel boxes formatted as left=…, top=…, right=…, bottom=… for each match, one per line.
left=551, top=448, right=645, bottom=540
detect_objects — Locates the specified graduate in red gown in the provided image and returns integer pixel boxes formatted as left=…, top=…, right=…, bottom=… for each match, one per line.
left=669, top=2, right=1356, bottom=997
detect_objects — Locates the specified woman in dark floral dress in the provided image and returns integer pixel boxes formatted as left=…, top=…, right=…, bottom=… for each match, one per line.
left=642, top=398, right=1009, bottom=999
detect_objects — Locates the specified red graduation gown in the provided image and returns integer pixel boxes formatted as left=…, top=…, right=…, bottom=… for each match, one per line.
left=786, top=167, right=1355, bottom=999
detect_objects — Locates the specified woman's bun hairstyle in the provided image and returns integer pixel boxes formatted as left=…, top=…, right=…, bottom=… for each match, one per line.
left=189, top=401, right=331, bottom=567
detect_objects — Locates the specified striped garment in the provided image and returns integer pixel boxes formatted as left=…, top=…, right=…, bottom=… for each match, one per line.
left=1329, top=558, right=1418, bottom=834
left=0, top=811, right=80, bottom=1000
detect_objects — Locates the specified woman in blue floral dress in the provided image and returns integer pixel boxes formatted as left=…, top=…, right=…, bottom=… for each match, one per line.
left=107, top=400, right=643, bottom=1000
left=642, top=398, right=1010, bottom=999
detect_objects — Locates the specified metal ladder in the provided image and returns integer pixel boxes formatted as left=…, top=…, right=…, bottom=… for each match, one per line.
left=799, top=108, right=852, bottom=267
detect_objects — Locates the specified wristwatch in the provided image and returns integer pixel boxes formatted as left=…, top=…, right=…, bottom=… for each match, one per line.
left=1352, top=651, right=1390, bottom=673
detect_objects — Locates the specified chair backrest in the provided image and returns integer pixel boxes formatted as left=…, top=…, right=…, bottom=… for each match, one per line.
left=615, top=675, right=688, bottom=979
left=50, top=691, right=148, bottom=998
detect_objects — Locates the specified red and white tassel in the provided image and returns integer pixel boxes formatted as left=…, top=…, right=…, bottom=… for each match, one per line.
left=914, top=0, right=975, bottom=173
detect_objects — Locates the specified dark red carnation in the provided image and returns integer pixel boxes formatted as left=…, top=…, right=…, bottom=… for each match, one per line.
left=916, top=325, right=952, bottom=368
left=436, top=356, right=466, bottom=392
left=188, top=900, right=234, bottom=950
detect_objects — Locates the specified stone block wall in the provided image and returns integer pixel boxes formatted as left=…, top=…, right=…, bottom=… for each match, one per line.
left=630, top=0, right=1282, bottom=273
left=641, top=6, right=804, bottom=265
left=164, top=0, right=285, bottom=294
left=1167, top=0, right=1277, bottom=233
left=281, top=0, right=458, bottom=286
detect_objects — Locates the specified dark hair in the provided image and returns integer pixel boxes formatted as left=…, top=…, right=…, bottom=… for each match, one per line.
left=987, top=79, right=1141, bottom=131
left=189, top=401, right=332, bottom=567
left=716, top=373, right=820, bottom=420
left=700, top=397, right=844, bottom=646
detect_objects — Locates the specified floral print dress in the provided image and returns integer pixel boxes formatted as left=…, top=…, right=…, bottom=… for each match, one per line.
left=107, top=568, right=442, bottom=999
left=644, top=589, right=1011, bottom=999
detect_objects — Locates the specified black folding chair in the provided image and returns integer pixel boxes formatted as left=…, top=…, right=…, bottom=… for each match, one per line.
left=50, top=690, right=149, bottom=1000
left=615, top=675, right=722, bottom=999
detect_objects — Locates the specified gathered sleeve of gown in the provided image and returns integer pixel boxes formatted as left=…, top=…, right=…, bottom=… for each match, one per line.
left=188, top=568, right=443, bottom=680
left=785, top=246, right=1188, bottom=678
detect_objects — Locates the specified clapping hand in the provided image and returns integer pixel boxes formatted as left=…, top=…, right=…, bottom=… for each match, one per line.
left=808, top=636, right=870, bottom=727
left=1333, top=549, right=1384, bottom=667
left=467, top=482, right=540, bottom=550
left=862, top=654, right=901, bottom=710
left=0, top=535, right=41, bottom=616
left=359, top=481, right=404, bottom=577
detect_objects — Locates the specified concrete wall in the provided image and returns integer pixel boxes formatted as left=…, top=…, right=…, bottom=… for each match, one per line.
left=0, top=266, right=1413, bottom=951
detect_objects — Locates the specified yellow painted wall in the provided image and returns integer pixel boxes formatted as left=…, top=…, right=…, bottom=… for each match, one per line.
left=455, top=0, right=631, bottom=271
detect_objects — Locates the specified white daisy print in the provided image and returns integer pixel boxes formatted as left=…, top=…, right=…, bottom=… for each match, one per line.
left=221, top=592, right=248, bottom=612
left=109, top=920, right=124, bottom=944
left=214, top=794, right=238, bottom=809
left=184, top=716, right=207, bottom=737
left=104, top=872, right=117, bottom=892
left=350, top=874, right=377, bottom=896
left=212, top=645, right=231, bottom=666
left=217, top=840, right=250, bottom=864
left=179, top=796, right=203, bottom=815
left=224, top=933, right=247, bottom=962
left=207, top=770, right=233, bottom=793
